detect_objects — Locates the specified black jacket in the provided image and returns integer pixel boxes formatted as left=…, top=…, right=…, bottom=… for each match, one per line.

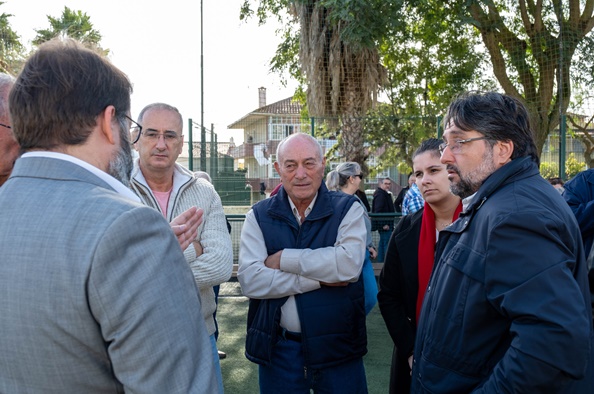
left=378, top=208, right=423, bottom=393
left=412, top=157, right=594, bottom=393
left=373, top=187, right=396, bottom=231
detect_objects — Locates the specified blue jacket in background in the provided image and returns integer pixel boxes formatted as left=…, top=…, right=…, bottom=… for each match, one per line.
left=245, top=184, right=367, bottom=369
left=412, top=157, right=594, bottom=393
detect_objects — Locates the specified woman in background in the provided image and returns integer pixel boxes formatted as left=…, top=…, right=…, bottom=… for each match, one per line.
left=326, top=162, right=378, bottom=314
left=378, top=138, right=462, bottom=393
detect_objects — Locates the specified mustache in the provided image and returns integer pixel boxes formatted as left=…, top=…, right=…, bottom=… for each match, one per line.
left=446, top=164, right=460, bottom=175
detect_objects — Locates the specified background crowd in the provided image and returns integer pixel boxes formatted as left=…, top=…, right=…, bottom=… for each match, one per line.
left=0, top=37, right=593, bottom=393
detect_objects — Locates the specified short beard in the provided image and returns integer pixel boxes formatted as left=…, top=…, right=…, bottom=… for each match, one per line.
left=107, top=118, right=133, bottom=185
left=448, top=148, right=497, bottom=199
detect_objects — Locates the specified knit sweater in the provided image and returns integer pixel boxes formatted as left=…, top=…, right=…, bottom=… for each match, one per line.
left=130, top=160, right=233, bottom=336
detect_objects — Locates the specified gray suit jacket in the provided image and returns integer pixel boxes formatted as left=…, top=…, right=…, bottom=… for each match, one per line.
left=0, top=157, right=217, bottom=393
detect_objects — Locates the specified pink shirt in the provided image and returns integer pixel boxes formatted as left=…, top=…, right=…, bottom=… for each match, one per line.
left=153, top=189, right=172, bottom=218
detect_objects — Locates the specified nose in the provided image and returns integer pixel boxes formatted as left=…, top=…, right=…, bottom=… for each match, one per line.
left=155, top=134, right=167, bottom=149
left=440, top=146, right=454, bottom=164
left=295, top=164, right=307, bottom=178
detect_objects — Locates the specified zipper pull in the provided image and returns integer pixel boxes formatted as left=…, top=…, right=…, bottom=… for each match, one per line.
left=304, top=366, right=307, bottom=379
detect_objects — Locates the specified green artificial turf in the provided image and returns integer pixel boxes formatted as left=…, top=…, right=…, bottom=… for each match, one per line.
left=217, top=281, right=392, bottom=393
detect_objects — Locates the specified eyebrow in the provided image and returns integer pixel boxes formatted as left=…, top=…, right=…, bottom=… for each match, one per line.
left=145, top=128, right=179, bottom=133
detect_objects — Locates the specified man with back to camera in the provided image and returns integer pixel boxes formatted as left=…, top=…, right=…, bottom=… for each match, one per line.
left=238, top=132, right=369, bottom=392
left=0, top=38, right=217, bottom=393
left=411, top=91, right=594, bottom=393
left=129, top=102, right=233, bottom=392
left=0, top=72, right=18, bottom=186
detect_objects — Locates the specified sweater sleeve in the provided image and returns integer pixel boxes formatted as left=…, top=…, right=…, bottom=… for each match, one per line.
left=184, top=184, right=233, bottom=290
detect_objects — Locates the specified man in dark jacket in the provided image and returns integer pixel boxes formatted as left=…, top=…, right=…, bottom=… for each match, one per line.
left=563, top=168, right=594, bottom=293
left=373, top=177, right=396, bottom=262
left=412, top=91, right=594, bottom=393
left=238, top=133, right=368, bottom=392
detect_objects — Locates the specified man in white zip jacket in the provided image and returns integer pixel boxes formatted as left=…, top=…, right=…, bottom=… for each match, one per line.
left=130, top=102, right=233, bottom=393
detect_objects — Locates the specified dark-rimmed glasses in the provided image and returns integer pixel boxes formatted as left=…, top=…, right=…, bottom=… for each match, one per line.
left=439, top=136, right=491, bottom=155
left=125, top=115, right=143, bottom=144
left=354, top=174, right=364, bottom=179
left=0, top=123, right=11, bottom=129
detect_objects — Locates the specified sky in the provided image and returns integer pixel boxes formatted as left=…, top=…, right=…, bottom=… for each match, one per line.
left=2, top=0, right=298, bottom=144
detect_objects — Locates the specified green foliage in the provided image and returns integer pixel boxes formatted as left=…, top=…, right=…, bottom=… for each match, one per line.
left=540, top=154, right=586, bottom=180
left=539, top=161, right=559, bottom=179
left=33, top=6, right=106, bottom=54
left=565, top=153, right=586, bottom=179
left=0, top=1, right=24, bottom=74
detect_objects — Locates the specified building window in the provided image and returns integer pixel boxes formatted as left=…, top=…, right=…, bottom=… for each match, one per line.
left=269, top=116, right=303, bottom=140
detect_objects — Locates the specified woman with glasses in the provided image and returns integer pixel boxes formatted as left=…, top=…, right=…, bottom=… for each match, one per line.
left=326, top=162, right=378, bottom=315
left=378, top=138, right=462, bottom=393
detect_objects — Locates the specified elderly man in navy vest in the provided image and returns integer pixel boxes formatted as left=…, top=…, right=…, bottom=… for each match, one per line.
left=238, top=133, right=369, bottom=393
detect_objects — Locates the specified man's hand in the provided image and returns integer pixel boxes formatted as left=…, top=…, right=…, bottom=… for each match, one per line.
left=170, top=206, right=203, bottom=250
left=264, top=250, right=282, bottom=270
left=382, top=224, right=389, bottom=231
left=369, top=246, right=377, bottom=259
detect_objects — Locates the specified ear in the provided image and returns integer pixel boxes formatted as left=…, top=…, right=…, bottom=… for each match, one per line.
left=177, top=134, right=184, bottom=155
left=274, top=161, right=281, bottom=176
left=495, top=140, right=514, bottom=165
left=99, top=105, right=117, bottom=145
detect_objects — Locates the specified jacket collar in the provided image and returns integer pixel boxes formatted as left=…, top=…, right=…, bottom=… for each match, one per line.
left=269, top=182, right=334, bottom=223
left=445, top=157, right=538, bottom=234
left=464, top=156, right=537, bottom=213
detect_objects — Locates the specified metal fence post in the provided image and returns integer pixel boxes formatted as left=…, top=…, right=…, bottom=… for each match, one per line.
left=188, top=118, right=193, bottom=171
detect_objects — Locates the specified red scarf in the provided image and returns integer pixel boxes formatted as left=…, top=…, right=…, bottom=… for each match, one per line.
left=416, top=201, right=463, bottom=323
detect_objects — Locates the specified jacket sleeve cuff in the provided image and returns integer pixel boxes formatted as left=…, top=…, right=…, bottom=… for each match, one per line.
left=280, top=248, right=301, bottom=274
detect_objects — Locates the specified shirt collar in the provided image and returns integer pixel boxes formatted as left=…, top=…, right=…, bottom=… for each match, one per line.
left=288, top=193, right=318, bottom=223
left=22, top=151, right=140, bottom=202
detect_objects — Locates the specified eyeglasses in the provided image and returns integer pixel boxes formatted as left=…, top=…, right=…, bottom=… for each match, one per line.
left=141, top=129, right=181, bottom=142
left=125, top=115, right=143, bottom=144
left=0, top=123, right=11, bottom=129
left=439, top=136, right=491, bottom=155
left=354, top=174, right=363, bottom=179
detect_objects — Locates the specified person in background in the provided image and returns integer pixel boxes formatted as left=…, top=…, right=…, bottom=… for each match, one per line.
left=0, top=37, right=216, bottom=393
left=238, top=133, right=368, bottom=393
left=373, top=177, right=396, bottom=262
left=562, top=168, right=594, bottom=298
left=195, top=170, right=231, bottom=360
left=394, top=173, right=414, bottom=213
left=130, top=103, right=233, bottom=393
left=354, top=172, right=372, bottom=212
left=401, top=176, right=424, bottom=215
left=378, top=139, right=462, bottom=393
left=326, top=162, right=378, bottom=314
left=549, top=176, right=565, bottom=194
left=0, top=73, right=19, bottom=187
left=412, top=91, right=593, bottom=393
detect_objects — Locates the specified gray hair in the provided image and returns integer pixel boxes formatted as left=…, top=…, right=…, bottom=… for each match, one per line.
left=0, top=73, right=15, bottom=117
left=137, top=102, right=183, bottom=132
left=326, top=162, right=361, bottom=191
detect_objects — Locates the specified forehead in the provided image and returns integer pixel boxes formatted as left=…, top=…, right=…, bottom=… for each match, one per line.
left=142, top=108, right=182, bottom=130
left=413, top=151, right=441, bottom=170
left=279, top=137, right=321, bottom=162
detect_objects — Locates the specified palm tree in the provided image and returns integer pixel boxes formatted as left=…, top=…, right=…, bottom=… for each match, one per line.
left=33, top=6, right=106, bottom=55
left=0, top=2, right=24, bottom=75
left=294, top=2, right=386, bottom=166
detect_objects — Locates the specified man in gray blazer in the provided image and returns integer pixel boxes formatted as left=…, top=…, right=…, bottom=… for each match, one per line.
left=0, top=38, right=218, bottom=393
